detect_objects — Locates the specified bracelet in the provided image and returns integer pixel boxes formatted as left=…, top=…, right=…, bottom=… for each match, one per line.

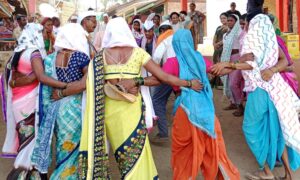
left=63, top=83, right=68, bottom=89
left=230, top=63, right=236, bottom=69
left=12, top=80, right=16, bottom=87
left=57, top=89, right=64, bottom=98
left=133, top=77, right=145, bottom=86
left=186, top=80, right=192, bottom=88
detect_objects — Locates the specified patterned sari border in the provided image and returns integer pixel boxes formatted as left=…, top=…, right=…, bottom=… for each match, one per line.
left=114, top=104, right=147, bottom=179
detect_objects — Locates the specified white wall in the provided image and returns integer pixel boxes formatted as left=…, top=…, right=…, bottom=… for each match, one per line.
left=206, top=0, right=247, bottom=38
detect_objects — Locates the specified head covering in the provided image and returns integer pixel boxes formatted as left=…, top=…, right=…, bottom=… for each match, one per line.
left=77, top=11, right=97, bottom=24
left=103, top=13, right=108, bottom=17
left=159, top=20, right=171, bottom=28
left=70, top=15, right=77, bottom=21
left=102, top=17, right=138, bottom=48
left=143, top=20, right=154, bottom=30
left=172, top=29, right=215, bottom=137
left=15, top=23, right=47, bottom=58
left=132, top=19, right=144, bottom=46
left=54, top=23, right=89, bottom=56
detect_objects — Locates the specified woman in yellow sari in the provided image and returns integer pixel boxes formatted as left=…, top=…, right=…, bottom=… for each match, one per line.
left=79, top=17, right=202, bottom=179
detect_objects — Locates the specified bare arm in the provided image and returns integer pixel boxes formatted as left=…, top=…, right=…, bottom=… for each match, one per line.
left=9, top=71, right=37, bottom=88
left=260, top=47, right=288, bottom=81
left=31, top=57, right=67, bottom=88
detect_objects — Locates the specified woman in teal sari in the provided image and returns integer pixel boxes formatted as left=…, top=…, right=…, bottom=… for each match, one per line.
left=31, top=23, right=91, bottom=179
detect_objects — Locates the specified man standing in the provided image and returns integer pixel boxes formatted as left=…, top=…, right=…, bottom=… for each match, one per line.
left=13, top=14, right=27, bottom=41
left=226, top=2, right=242, bottom=17
left=189, top=3, right=206, bottom=47
left=77, top=11, right=97, bottom=58
left=141, top=20, right=157, bottom=56
left=151, top=21, right=176, bottom=142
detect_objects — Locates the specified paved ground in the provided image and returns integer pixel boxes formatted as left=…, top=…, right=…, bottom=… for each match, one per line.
left=1, top=89, right=300, bottom=179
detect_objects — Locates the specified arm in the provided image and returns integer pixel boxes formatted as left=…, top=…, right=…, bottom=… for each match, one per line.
left=210, top=61, right=253, bottom=76
left=31, top=56, right=67, bottom=88
left=293, top=60, right=300, bottom=95
left=260, top=47, right=288, bottom=81
left=144, top=60, right=202, bottom=90
left=9, top=71, right=37, bottom=88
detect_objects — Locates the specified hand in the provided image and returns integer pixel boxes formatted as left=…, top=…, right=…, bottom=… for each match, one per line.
left=210, top=62, right=231, bottom=76
left=190, top=79, right=203, bottom=92
left=51, top=89, right=62, bottom=101
left=127, top=86, right=139, bottom=96
left=117, top=79, right=136, bottom=92
left=261, top=69, right=274, bottom=81
left=240, top=53, right=254, bottom=62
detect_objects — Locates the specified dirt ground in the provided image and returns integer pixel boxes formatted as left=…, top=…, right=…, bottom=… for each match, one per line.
left=1, top=89, right=300, bottom=180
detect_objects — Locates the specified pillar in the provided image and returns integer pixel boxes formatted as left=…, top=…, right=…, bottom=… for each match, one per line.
left=297, top=0, right=300, bottom=49
left=181, top=0, right=187, bottom=11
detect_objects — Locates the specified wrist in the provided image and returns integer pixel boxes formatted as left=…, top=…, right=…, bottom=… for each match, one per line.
left=186, top=80, right=192, bottom=88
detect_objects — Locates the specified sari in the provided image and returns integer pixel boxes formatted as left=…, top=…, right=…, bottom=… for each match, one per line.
left=31, top=51, right=89, bottom=179
left=277, top=36, right=298, bottom=94
left=241, top=14, right=300, bottom=170
left=80, top=17, right=158, bottom=180
left=164, top=30, right=239, bottom=179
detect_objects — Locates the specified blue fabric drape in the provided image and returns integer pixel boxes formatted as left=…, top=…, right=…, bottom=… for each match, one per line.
left=172, top=29, right=215, bottom=138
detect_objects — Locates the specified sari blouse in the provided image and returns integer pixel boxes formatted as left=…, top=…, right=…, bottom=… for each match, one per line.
left=104, top=48, right=151, bottom=80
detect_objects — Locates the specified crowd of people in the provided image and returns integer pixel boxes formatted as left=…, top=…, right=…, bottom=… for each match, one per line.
left=1, top=0, right=300, bottom=179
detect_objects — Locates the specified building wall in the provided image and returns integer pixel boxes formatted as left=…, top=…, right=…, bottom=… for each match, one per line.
left=167, top=1, right=206, bottom=15
left=293, top=0, right=298, bottom=33
left=264, top=0, right=277, bottom=15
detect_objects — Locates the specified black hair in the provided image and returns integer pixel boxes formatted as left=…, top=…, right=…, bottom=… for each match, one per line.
left=88, top=8, right=94, bottom=11
left=231, top=2, right=236, bottom=6
left=112, top=15, right=118, bottom=19
left=170, top=12, right=180, bottom=18
left=52, top=17, right=59, bottom=21
left=154, top=14, right=160, bottom=19
left=11, top=50, right=24, bottom=69
left=220, top=12, right=228, bottom=18
left=228, top=14, right=238, bottom=22
left=159, top=25, right=172, bottom=33
left=240, top=13, right=247, bottom=21
left=180, top=11, right=187, bottom=16
left=190, top=3, right=196, bottom=6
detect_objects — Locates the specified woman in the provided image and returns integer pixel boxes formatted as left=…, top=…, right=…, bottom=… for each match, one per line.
left=211, top=2, right=300, bottom=179
left=220, top=14, right=244, bottom=116
left=163, top=29, right=240, bottom=180
left=41, top=17, right=55, bottom=54
left=31, top=23, right=90, bottom=179
left=170, top=12, right=183, bottom=33
left=132, top=19, right=144, bottom=47
left=1, top=23, right=65, bottom=179
left=153, top=14, right=161, bottom=37
left=78, top=17, right=201, bottom=180
left=211, top=12, right=228, bottom=89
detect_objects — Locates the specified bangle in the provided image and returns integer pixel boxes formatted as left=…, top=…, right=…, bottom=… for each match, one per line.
left=186, top=80, right=192, bottom=88
left=57, top=89, right=64, bottom=98
left=12, top=80, right=16, bottom=87
left=133, top=77, right=144, bottom=86
left=230, top=63, right=236, bottom=69
left=63, top=83, right=68, bottom=89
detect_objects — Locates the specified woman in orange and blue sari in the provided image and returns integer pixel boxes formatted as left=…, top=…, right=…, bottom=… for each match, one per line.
left=158, top=29, right=240, bottom=179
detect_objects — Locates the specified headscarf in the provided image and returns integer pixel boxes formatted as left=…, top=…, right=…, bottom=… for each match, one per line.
left=54, top=23, right=89, bottom=56
left=102, top=17, right=138, bottom=48
left=172, top=29, right=215, bottom=138
left=77, top=11, right=97, bottom=24
left=15, top=23, right=47, bottom=58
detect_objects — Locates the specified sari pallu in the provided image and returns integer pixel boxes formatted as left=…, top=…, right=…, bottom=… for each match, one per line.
left=31, top=53, right=83, bottom=179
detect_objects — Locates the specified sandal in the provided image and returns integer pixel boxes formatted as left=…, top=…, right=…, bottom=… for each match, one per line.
left=223, top=103, right=237, bottom=111
left=233, top=104, right=244, bottom=117
left=246, top=171, right=275, bottom=180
